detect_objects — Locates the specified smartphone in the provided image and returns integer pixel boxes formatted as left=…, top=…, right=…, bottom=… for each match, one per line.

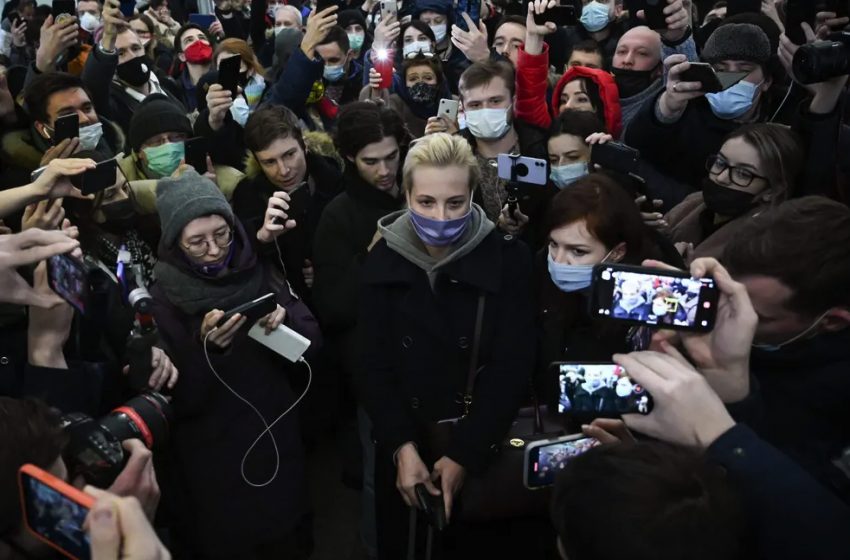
left=19, top=464, right=95, bottom=560
left=316, top=0, right=337, bottom=13
left=591, top=264, right=719, bottom=332
left=52, top=0, right=76, bottom=21
left=380, top=0, right=398, bottom=21
left=217, top=53, right=241, bottom=100
left=453, top=0, right=481, bottom=32
left=373, top=49, right=394, bottom=89
left=726, top=0, right=761, bottom=16
left=523, top=434, right=601, bottom=489
left=497, top=154, right=549, bottom=186
left=53, top=114, right=79, bottom=145
left=119, top=0, right=137, bottom=18
left=217, top=292, right=277, bottom=328
left=47, top=254, right=90, bottom=315
left=438, top=98, right=459, bottom=122
left=554, top=362, right=654, bottom=417
left=188, top=13, right=216, bottom=29
left=785, top=0, right=816, bottom=45
left=642, top=0, right=667, bottom=30
left=533, top=4, right=578, bottom=27
left=590, top=142, right=640, bottom=176
left=184, top=137, right=208, bottom=174
left=74, top=158, right=118, bottom=196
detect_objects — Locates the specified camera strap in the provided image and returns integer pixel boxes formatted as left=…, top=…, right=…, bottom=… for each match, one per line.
left=461, top=292, right=486, bottom=417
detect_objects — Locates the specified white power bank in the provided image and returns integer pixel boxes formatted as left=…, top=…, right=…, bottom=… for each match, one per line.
left=248, top=323, right=311, bottom=362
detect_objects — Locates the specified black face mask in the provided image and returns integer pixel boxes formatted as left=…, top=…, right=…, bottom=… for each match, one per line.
left=612, top=67, right=658, bottom=99
left=408, top=81, right=438, bottom=104
left=100, top=199, right=139, bottom=232
left=701, top=178, right=758, bottom=217
left=116, top=55, right=152, bottom=87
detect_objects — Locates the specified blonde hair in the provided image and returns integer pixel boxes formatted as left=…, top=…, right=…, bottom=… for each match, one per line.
left=401, top=133, right=479, bottom=194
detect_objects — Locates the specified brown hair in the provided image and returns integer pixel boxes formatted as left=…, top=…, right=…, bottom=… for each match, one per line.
left=334, top=101, right=410, bottom=160
left=402, top=55, right=445, bottom=88
left=720, top=123, right=803, bottom=203
left=244, top=104, right=305, bottom=153
left=723, top=196, right=850, bottom=317
left=459, top=59, right=516, bottom=100
left=543, top=174, right=646, bottom=261
left=215, top=38, right=266, bottom=78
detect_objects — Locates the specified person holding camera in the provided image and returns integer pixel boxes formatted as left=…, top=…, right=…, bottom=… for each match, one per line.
left=358, top=133, right=536, bottom=558
left=148, top=169, right=320, bottom=558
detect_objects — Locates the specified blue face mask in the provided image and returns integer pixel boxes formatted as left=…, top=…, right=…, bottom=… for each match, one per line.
left=547, top=248, right=614, bottom=292
left=580, top=1, right=610, bottom=33
left=409, top=207, right=472, bottom=247
left=550, top=162, right=588, bottom=189
left=706, top=79, right=761, bottom=120
left=323, top=64, right=346, bottom=82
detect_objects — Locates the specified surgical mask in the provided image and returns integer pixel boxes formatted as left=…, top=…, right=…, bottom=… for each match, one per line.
left=78, top=122, right=104, bottom=151
left=323, top=63, right=346, bottom=82
left=80, top=12, right=101, bottom=33
left=429, top=23, right=447, bottom=43
left=706, top=79, right=761, bottom=120
left=274, top=25, right=286, bottom=35
left=116, top=55, right=152, bottom=87
left=464, top=106, right=511, bottom=140
left=403, top=40, right=433, bottom=57
left=548, top=248, right=613, bottom=293
left=408, top=81, right=437, bottom=104
left=612, top=67, right=657, bottom=99
left=701, top=178, right=757, bottom=217
left=409, top=207, right=472, bottom=247
left=580, top=1, right=610, bottom=33
left=550, top=162, right=588, bottom=189
left=183, top=40, right=213, bottom=64
left=230, top=97, right=251, bottom=126
left=753, top=311, right=830, bottom=352
left=652, top=301, right=668, bottom=316
left=348, top=32, right=365, bottom=51
left=142, top=141, right=185, bottom=178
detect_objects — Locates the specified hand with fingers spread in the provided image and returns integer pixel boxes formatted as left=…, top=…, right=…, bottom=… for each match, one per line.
left=36, top=15, right=80, bottom=73
left=22, top=199, right=66, bottom=232
left=10, top=18, right=27, bottom=48
left=616, top=349, right=736, bottom=449
left=451, top=13, right=490, bottom=64
left=200, top=309, right=247, bottom=349
left=107, top=440, right=160, bottom=521
left=301, top=6, right=339, bottom=59
left=657, top=54, right=706, bottom=120
left=40, top=138, right=82, bottom=167
left=257, top=191, right=296, bottom=243
left=85, top=486, right=171, bottom=560
left=642, top=257, right=757, bottom=402
left=0, top=229, right=79, bottom=307
left=32, top=157, right=98, bottom=200
left=396, top=443, right=441, bottom=511
left=431, top=456, right=465, bottom=523
left=524, top=0, right=558, bottom=56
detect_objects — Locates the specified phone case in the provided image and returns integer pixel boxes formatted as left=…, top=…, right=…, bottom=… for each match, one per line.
left=590, top=143, right=640, bottom=175
left=643, top=0, right=667, bottom=29
left=438, top=99, right=458, bottom=122
left=184, top=138, right=208, bottom=173
left=679, top=63, right=723, bottom=93
left=53, top=114, right=79, bottom=145
left=78, top=158, right=118, bottom=196
left=248, top=323, right=311, bottom=362
left=218, top=55, right=241, bottom=99
left=218, top=293, right=277, bottom=328
left=380, top=0, right=398, bottom=20
left=19, top=464, right=95, bottom=560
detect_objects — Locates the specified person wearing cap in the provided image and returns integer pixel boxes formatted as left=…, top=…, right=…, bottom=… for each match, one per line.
left=624, top=22, right=783, bottom=187
left=82, top=0, right=185, bottom=138
left=148, top=168, right=320, bottom=559
left=119, top=94, right=244, bottom=213
left=339, top=9, right=371, bottom=65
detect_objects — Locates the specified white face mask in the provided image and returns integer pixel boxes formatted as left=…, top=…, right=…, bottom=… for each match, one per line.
left=403, top=40, right=433, bottom=58
left=429, top=23, right=447, bottom=43
left=464, top=106, right=511, bottom=140
left=80, top=12, right=101, bottom=33
left=230, top=96, right=251, bottom=127
left=78, top=122, right=104, bottom=151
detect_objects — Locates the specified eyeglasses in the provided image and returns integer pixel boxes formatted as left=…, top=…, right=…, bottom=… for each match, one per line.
left=404, top=50, right=436, bottom=60
left=182, top=228, right=233, bottom=257
left=705, top=154, right=767, bottom=188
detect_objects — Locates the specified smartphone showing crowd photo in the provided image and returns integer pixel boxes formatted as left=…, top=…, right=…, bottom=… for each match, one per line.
left=554, top=362, right=653, bottom=418
left=47, top=254, right=90, bottom=315
left=591, top=264, right=719, bottom=332
left=523, top=434, right=601, bottom=489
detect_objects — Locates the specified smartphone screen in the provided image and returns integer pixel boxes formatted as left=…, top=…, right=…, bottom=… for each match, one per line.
left=217, top=54, right=241, bottom=100
left=525, top=436, right=600, bottom=489
left=555, top=363, right=653, bottom=417
left=184, top=137, right=208, bottom=173
left=53, top=114, right=79, bottom=145
left=19, top=465, right=94, bottom=560
left=47, top=254, right=89, bottom=315
left=591, top=265, right=718, bottom=332
left=75, top=158, right=118, bottom=196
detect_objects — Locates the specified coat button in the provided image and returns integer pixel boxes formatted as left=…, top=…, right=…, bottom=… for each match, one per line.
left=0, top=357, right=9, bottom=366
left=732, top=447, right=745, bottom=457
left=458, top=336, right=470, bottom=349
left=402, top=336, right=413, bottom=349
left=410, top=397, right=420, bottom=409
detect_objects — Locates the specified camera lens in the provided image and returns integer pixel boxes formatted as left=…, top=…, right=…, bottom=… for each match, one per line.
left=100, top=392, right=173, bottom=449
left=793, top=37, right=850, bottom=84
left=515, top=163, right=529, bottom=177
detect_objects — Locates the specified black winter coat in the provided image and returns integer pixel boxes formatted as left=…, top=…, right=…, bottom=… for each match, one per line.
left=358, top=231, right=536, bottom=474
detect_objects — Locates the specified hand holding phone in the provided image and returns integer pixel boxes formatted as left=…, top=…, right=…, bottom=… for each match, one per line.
left=216, top=292, right=277, bottom=329
left=590, top=142, right=640, bottom=175
left=532, top=4, right=578, bottom=27
left=217, top=54, right=242, bottom=100
left=184, top=137, right=209, bottom=174
left=53, top=114, right=79, bottom=145
left=47, top=254, right=90, bottom=315
left=415, top=483, right=447, bottom=530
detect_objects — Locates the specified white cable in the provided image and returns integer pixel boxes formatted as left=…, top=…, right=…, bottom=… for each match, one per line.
left=203, top=330, right=313, bottom=488
left=770, top=81, right=795, bottom=123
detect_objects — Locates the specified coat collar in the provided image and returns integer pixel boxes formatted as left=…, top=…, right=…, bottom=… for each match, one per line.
left=342, top=164, right=401, bottom=210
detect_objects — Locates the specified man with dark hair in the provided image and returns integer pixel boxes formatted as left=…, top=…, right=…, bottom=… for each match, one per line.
left=231, top=104, right=342, bottom=300
left=566, top=39, right=604, bottom=70
left=172, top=23, right=213, bottom=111
left=315, top=25, right=363, bottom=106
left=491, top=15, right=527, bottom=66
left=722, top=196, right=850, bottom=502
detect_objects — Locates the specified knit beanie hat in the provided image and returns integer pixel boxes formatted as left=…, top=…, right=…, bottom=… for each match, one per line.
left=413, top=0, right=451, bottom=17
left=155, top=169, right=234, bottom=247
left=129, top=94, right=193, bottom=153
left=274, top=27, right=304, bottom=69
left=702, top=23, right=771, bottom=66
left=338, top=9, right=367, bottom=31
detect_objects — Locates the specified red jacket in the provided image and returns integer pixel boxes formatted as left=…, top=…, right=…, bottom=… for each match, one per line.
left=515, top=44, right=623, bottom=139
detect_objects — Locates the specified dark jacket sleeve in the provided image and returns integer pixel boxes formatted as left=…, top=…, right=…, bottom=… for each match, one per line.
left=265, top=47, right=323, bottom=115
left=81, top=45, right=119, bottom=121
left=623, top=91, right=688, bottom=171
left=791, top=100, right=842, bottom=200
left=447, top=241, right=537, bottom=474
left=21, top=362, right=104, bottom=416
left=706, top=424, right=850, bottom=560
left=250, top=0, right=269, bottom=52
left=193, top=108, right=246, bottom=170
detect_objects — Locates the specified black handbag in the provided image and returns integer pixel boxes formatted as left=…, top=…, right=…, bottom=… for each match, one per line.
left=426, top=293, right=564, bottom=523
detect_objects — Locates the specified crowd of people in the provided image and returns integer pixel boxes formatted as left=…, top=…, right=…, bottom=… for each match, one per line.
left=0, top=0, right=849, bottom=558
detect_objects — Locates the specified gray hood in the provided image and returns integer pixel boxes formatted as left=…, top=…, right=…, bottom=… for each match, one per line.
left=377, top=203, right=494, bottom=287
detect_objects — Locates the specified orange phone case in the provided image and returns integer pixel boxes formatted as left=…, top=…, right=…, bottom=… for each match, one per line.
left=18, top=464, right=96, bottom=560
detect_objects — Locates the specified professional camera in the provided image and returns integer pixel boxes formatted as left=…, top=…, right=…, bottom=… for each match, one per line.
left=60, top=391, right=172, bottom=487
left=793, top=32, right=850, bottom=84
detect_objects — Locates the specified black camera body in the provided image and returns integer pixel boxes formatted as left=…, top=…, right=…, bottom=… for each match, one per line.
left=793, top=32, right=850, bottom=84
left=61, top=392, right=172, bottom=487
